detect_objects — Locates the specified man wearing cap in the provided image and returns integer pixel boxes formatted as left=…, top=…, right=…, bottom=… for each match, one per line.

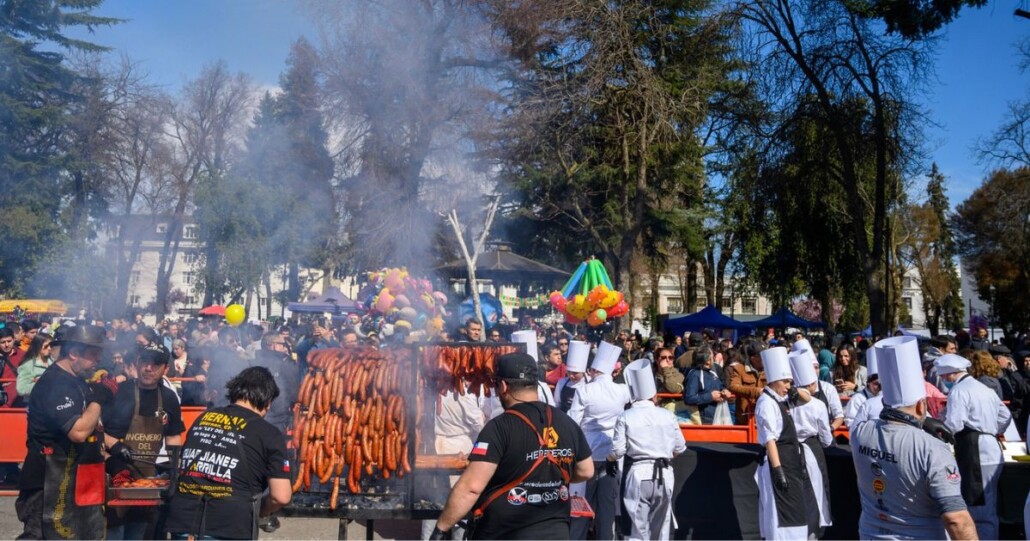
left=102, top=343, right=185, bottom=539
left=787, top=350, right=833, bottom=534
left=17, top=325, right=112, bottom=540
left=844, top=348, right=880, bottom=427
left=568, top=341, right=632, bottom=540
left=935, top=353, right=1011, bottom=539
left=430, top=353, right=593, bottom=540
left=851, top=337, right=977, bottom=540
left=754, top=347, right=819, bottom=540
left=609, top=360, right=686, bottom=541
left=792, top=340, right=844, bottom=430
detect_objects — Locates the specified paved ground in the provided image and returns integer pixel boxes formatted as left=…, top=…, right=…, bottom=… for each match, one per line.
left=0, top=498, right=425, bottom=540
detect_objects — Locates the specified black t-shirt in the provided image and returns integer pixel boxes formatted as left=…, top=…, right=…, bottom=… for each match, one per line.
left=21, top=364, right=92, bottom=490
left=103, top=380, right=185, bottom=439
left=468, top=401, right=591, bottom=540
left=166, top=404, right=289, bottom=540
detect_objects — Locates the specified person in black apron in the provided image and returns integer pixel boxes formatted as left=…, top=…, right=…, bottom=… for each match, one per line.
left=16, top=325, right=112, bottom=540
left=753, top=347, right=819, bottom=540
left=165, top=366, right=292, bottom=540
left=934, top=353, right=1011, bottom=540
left=103, top=343, right=185, bottom=539
left=787, top=349, right=834, bottom=534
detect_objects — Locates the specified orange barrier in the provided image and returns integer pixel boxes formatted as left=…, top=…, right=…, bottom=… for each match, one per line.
left=681, top=423, right=751, bottom=444
left=0, top=409, right=27, bottom=463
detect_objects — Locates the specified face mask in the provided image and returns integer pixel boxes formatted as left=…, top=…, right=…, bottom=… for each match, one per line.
left=943, top=380, right=955, bottom=392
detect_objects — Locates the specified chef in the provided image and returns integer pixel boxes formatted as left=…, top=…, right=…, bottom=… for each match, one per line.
left=935, top=353, right=1011, bottom=540
left=610, top=359, right=686, bottom=541
left=792, top=339, right=844, bottom=430
left=844, top=348, right=880, bottom=427
left=754, top=346, right=819, bottom=540
left=102, top=343, right=185, bottom=539
left=555, top=340, right=590, bottom=412
left=16, top=325, right=111, bottom=540
left=568, top=341, right=632, bottom=540
left=787, top=349, right=834, bottom=534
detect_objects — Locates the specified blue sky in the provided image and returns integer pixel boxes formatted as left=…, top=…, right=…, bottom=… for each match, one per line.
left=76, top=0, right=1027, bottom=207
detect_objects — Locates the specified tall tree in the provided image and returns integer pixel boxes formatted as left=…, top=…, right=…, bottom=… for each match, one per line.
left=953, top=167, right=1030, bottom=336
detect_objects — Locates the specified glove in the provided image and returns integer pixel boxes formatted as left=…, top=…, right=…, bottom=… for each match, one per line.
left=605, top=460, right=619, bottom=477
left=921, top=417, right=956, bottom=445
left=787, top=386, right=800, bottom=403
left=428, top=527, right=451, bottom=540
left=771, top=466, right=789, bottom=492
left=88, top=382, right=115, bottom=407
left=109, top=441, right=134, bottom=463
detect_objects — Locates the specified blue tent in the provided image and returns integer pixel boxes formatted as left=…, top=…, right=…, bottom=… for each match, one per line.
left=750, top=307, right=827, bottom=329
left=665, top=305, right=753, bottom=339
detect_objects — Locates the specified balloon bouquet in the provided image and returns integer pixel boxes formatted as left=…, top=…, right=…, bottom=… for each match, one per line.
left=550, top=258, right=630, bottom=326
left=357, top=268, right=449, bottom=340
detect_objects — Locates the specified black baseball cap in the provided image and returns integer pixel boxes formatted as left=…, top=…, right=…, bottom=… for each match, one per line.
left=496, top=352, right=538, bottom=381
left=137, top=343, right=170, bottom=365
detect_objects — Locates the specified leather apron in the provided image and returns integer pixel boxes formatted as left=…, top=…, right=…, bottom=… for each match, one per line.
left=123, top=385, right=166, bottom=477
left=759, top=390, right=817, bottom=530
left=39, top=433, right=106, bottom=539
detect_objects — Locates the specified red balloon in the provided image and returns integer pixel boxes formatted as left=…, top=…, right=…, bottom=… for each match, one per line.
left=565, top=313, right=584, bottom=325
left=609, top=300, right=629, bottom=318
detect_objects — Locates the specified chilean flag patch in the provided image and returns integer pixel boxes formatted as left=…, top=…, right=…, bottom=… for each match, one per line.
left=283, top=460, right=291, bottom=473
left=471, top=442, right=489, bottom=456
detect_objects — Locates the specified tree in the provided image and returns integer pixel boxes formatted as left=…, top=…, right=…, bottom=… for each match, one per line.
left=735, top=0, right=933, bottom=335
left=847, top=0, right=988, bottom=38
left=489, top=0, right=733, bottom=317
left=977, top=38, right=1030, bottom=169
left=953, top=167, right=1030, bottom=335
left=0, top=0, right=118, bottom=294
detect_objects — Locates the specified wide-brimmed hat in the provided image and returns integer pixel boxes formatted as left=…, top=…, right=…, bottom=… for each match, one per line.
left=55, top=325, right=106, bottom=348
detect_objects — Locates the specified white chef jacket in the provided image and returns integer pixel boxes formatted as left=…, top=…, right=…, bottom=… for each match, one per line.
left=844, top=387, right=876, bottom=427
left=851, top=394, right=884, bottom=426
left=568, top=373, right=632, bottom=459
left=610, top=400, right=686, bottom=460
left=817, top=380, right=845, bottom=423
left=790, top=398, right=834, bottom=447
left=755, top=390, right=787, bottom=444
left=944, top=374, right=1011, bottom=465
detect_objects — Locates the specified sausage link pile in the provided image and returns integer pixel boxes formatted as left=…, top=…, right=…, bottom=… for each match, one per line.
left=291, top=347, right=413, bottom=509
left=419, top=344, right=521, bottom=414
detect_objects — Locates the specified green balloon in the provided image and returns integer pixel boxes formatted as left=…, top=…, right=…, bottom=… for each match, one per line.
left=595, top=308, right=607, bottom=321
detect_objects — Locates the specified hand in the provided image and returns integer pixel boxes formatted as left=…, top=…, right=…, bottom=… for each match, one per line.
left=88, top=382, right=115, bottom=407
left=787, top=386, right=800, bottom=403
left=605, top=460, right=619, bottom=477
left=921, top=417, right=956, bottom=445
left=109, top=441, right=134, bottom=463
left=194, top=374, right=206, bottom=383
left=710, top=390, right=724, bottom=402
left=771, top=466, right=789, bottom=492
left=428, top=527, right=451, bottom=540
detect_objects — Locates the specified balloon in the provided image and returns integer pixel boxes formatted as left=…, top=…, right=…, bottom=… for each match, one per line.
left=601, top=292, right=620, bottom=309
left=225, top=304, right=246, bottom=327
left=551, top=294, right=568, bottom=312
left=399, top=307, right=417, bottom=321
left=587, top=287, right=605, bottom=308
left=565, top=314, right=584, bottom=325
left=394, top=294, right=411, bottom=308
left=374, top=292, right=395, bottom=313
left=384, top=269, right=406, bottom=292
left=587, top=312, right=603, bottom=327
left=594, top=308, right=607, bottom=322
left=609, top=300, right=629, bottom=318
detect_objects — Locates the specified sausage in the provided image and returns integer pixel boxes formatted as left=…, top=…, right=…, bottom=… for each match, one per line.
left=319, top=453, right=334, bottom=484
left=401, top=440, right=411, bottom=474
left=292, top=461, right=305, bottom=493
left=362, top=426, right=373, bottom=462
left=330, top=476, right=340, bottom=510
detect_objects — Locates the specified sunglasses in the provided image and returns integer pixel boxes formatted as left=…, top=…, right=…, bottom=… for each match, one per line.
left=659, top=355, right=674, bottom=360
left=559, top=342, right=569, bottom=346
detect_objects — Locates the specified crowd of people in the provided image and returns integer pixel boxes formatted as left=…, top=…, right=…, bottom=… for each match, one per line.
left=5, top=308, right=1030, bottom=540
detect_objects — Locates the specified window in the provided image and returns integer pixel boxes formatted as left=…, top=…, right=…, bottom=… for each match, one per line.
left=696, top=302, right=708, bottom=312
left=903, top=277, right=913, bottom=289
left=183, top=251, right=198, bottom=264
left=130, top=295, right=141, bottom=306
left=741, top=298, right=757, bottom=315
left=668, top=297, right=683, bottom=313
left=156, top=223, right=168, bottom=234
left=130, top=270, right=141, bottom=285
left=185, top=296, right=196, bottom=305
left=183, top=272, right=194, bottom=285
left=183, top=225, right=198, bottom=239
left=902, top=297, right=913, bottom=309
left=721, top=297, right=732, bottom=310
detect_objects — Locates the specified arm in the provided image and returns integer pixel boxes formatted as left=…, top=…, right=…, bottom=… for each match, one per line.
left=943, top=389, right=966, bottom=434
left=765, top=439, right=781, bottom=468
left=68, top=403, right=102, bottom=443
left=260, top=478, right=292, bottom=516
left=997, top=397, right=1013, bottom=435
left=435, top=461, right=498, bottom=531
left=15, top=362, right=34, bottom=396
left=609, top=415, right=627, bottom=461
left=572, top=457, right=594, bottom=483
left=941, top=510, right=977, bottom=540
left=683, top=371, right=713, bottom=406
left=165, top=434, right=182, bottom=447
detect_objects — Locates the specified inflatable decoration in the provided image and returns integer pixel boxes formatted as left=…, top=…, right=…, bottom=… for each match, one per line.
left=549, top=259, right=629, bottom=327
left=356, top=267, right=450, bottom=340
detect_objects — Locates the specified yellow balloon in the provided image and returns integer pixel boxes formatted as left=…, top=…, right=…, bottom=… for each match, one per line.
left=225, top=304, right=246, bottom=327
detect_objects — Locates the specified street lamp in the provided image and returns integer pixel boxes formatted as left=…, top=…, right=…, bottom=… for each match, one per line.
left=988, top=284, right=996, bottom=342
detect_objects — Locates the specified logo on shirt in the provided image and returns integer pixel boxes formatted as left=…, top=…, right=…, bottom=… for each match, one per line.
left=872, top=479, right=885, bottom=494
left=870, top=462, right=883, bottom=477
left=559, top=485, right=569, bottom=501
left=542, top=490, right=559, bottom=503
left=528, top=494, right=542, bottom=503
left=282, top=460, right=290, bottom=473
left=507, top=487, right=527, bottom=506
left=471, top=442, right=489, bottom=456
left=945, top=466, right=960, bottom=482
left=56, top=397, right=74, bottom=411
left=543, top=427, right=559, bottom=449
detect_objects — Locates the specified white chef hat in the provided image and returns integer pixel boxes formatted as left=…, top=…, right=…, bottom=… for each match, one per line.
left=761, top=347, right=792, bottom=382
left=592, top=341, right=622, bottom=375
left=866, top=347, right=879, bottom=378
left=934, top=353, right=971, bottom=376
left=511, top=330, right=539, bottom=362
left=875, top=336, right=925, bottom=408
left=625, top=359, right=657, bottom=401
left=791, top=339, right=816, bottom=364
left=788, top=349, right=817, bottom=386
left=567, top=340, right=590, bottom=372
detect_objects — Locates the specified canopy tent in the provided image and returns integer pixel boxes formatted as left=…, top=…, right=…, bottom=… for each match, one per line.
left=198, top=305, right=226, bottom=316
left=435, top=245, right=570, bottom=283
left=287, top=286, right=358, bottom=314
left=0, top=299, right=68, bottom=315
left=664, top=305, right=753, bottom=338
left=749, top=307, right=827, bottom=329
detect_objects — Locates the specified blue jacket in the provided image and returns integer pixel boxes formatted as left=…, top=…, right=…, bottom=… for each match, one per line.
left=683, top=367, right=726, bottom=424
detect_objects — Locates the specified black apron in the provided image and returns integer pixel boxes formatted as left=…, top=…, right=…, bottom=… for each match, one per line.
left=558, top=380, right=578, bottom=413
left=123, top=385, right=167, bottom=476
left=617, top=450, right=670, bottom=537
left=39, top=433, right=106, bottom=539
left=801, top=435, right=830, bottom=527
left=952, top=376, right=991, bottom=506
left=814, top=384, right=837, bottom=425
left=759, top=389, right=817, bottom=531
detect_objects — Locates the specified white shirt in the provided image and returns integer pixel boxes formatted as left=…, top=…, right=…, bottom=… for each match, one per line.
left=852, top=394, right=884, bottom=426
left=435, top=389, right=486, bottom=440
left=790, top=398, right=833, bottom=447
left=568, top=373, right=632, bottom=459
left=844, top=387, right=875, bottom=427
left=610, top=400, right=686, bottom=460
left=755, top=390, right=788, bottom=444
left=944, top=374, right=1011, bottom=465
left=817, top=380, right=845, bottom=422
